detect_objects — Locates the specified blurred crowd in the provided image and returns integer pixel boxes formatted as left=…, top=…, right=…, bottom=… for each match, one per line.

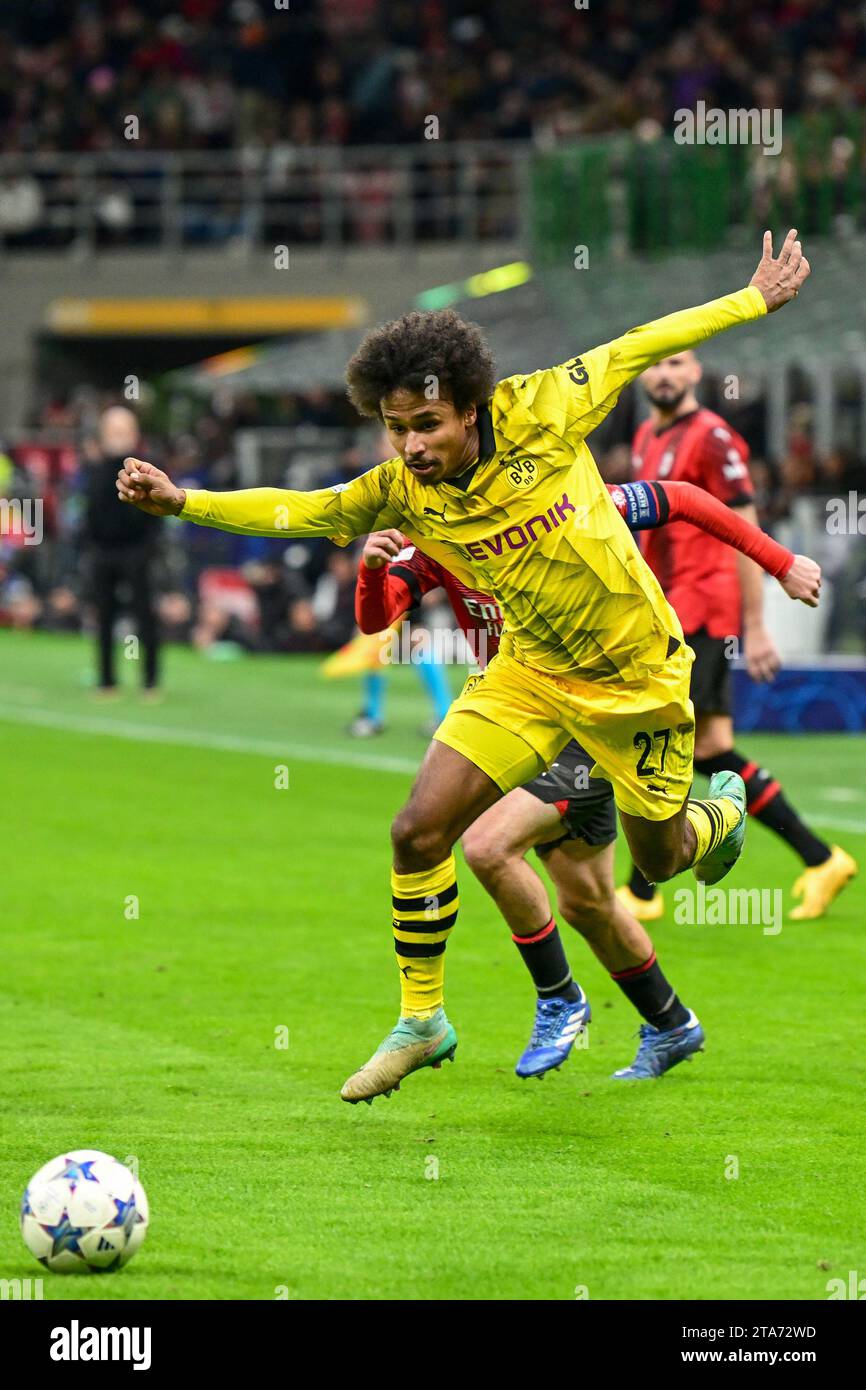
left=0, top=2, right=861, bottom=249
left=2, top=376, right=864, bottom=654
left=1, top=3, right=862, bottom=657
left=0, top=387, right=373, bottom=656
left=0, top=1, right=862, bottom=155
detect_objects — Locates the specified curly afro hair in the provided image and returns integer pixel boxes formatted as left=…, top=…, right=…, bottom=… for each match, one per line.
left=345, top=308, right=497, bottom=419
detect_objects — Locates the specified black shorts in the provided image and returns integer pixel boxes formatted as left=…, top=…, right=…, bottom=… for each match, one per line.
left=522, top=738, right=617, bottom=856
left=687, top=627, right=733, bottom=716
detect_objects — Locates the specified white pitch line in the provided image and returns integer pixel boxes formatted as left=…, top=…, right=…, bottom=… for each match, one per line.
left=0, top=701, right=864, bottom=834
left=0, top=702, right=420, bottom=776
left=807, top=814, right=866, bottom=836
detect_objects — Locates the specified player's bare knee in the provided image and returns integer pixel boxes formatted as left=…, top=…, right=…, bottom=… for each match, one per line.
left=557, top=887, right=614, bottom=937
left=391, top=806, right=451, bottom=871
left=461, top=824, right=508, bottom=883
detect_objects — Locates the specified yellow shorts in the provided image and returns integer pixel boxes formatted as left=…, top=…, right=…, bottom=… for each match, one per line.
left=435, top=643, right=696, bottom=822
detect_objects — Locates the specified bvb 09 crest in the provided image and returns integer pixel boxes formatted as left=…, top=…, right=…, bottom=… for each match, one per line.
left=504, top=457, right=538, bottom=489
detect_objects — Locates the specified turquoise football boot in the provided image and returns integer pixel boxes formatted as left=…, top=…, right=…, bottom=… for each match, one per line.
left=341, top=1008, right=457, bottom=1104
left=692, top=770, right=746, bottom=886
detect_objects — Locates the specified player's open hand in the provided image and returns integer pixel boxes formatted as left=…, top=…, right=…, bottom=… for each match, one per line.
left=779, top=553, right=822, bottom=608
left=749, top=229, right=810, bottom=312
left=362, top=529, right=405, bottom=569
left=116, top=459, right=186, bottom=517
left=743, top=622, right=781, bottom=683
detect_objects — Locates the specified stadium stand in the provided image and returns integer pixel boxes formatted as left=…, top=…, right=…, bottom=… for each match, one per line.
left=0, top=1, right=863, bottom=655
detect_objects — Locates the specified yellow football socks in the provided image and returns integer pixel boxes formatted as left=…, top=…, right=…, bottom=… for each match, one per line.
left=686, top=796, right=740, bottom=866
left=391, top=855, right=459, bottom=1018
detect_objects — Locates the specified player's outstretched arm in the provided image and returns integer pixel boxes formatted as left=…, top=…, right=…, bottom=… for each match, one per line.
left=666, top=480, right=821, bottom=607
left=538, top=232, right=811, bottom=444
left=583, top=230, right=804, bottom=397
left=610, top=479, right=822, bottom=606
left=117, top=458, right=398, bottom=541
left=609, top=230, right=809, bottom=372
left=638, top=228, right=808, bottom=359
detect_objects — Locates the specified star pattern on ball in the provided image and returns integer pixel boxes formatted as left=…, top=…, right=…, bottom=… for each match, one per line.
left=111, top=1193, right=139, bottom=1238
left=45, top=1214, right=86, bottom=1258
left=58, top=1157, right=99, bottom=1188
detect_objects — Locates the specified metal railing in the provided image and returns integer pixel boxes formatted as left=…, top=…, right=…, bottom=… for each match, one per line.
left=531, top=111, right=866, bottom=267
left=0, top=143, right=531, bottom=258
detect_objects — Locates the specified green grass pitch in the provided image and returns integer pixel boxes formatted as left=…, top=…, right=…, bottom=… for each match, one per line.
left=1, top=629, right=864, bottom=1300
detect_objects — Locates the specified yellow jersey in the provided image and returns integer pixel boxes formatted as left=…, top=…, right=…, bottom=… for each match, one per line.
left=180, top=285, right=766, bottom=682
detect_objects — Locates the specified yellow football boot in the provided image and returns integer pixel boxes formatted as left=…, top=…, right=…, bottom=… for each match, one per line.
left=790, top=846, right=857, bottom=920
left=615, top=884, right=665, bottom=922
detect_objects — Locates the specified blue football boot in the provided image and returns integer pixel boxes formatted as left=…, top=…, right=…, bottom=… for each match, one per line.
left=613, top=1009, right=705, bottom=1080
left=515, top=989, right=591, bottom=1079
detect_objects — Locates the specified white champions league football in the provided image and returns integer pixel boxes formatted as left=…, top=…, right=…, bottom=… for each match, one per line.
left=20, top=1149, right=149, bottom=1273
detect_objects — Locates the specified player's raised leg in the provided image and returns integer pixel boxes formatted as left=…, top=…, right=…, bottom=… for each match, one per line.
left=619, top=776, right=746, bottom=889
left=576, top=655, right=748, bottom=890
left=692, top=712, right=856, bottom=920
left=623, top=693, right=856, bottom=920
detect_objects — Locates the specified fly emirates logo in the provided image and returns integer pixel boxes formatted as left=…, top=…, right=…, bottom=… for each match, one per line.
left=462, top=493, right=586, bottom=561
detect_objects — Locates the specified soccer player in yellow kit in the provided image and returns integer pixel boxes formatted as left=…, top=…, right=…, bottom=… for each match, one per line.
left=117, top=229, right=810, bottom=1104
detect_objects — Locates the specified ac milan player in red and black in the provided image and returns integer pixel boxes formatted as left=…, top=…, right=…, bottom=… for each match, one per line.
left=621, top=351, right=856, bottom=923
left=356, top=478, right=822, bottom=1080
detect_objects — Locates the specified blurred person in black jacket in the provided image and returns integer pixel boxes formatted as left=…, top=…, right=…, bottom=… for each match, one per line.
left=82, top=407, right=161, bottom=695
